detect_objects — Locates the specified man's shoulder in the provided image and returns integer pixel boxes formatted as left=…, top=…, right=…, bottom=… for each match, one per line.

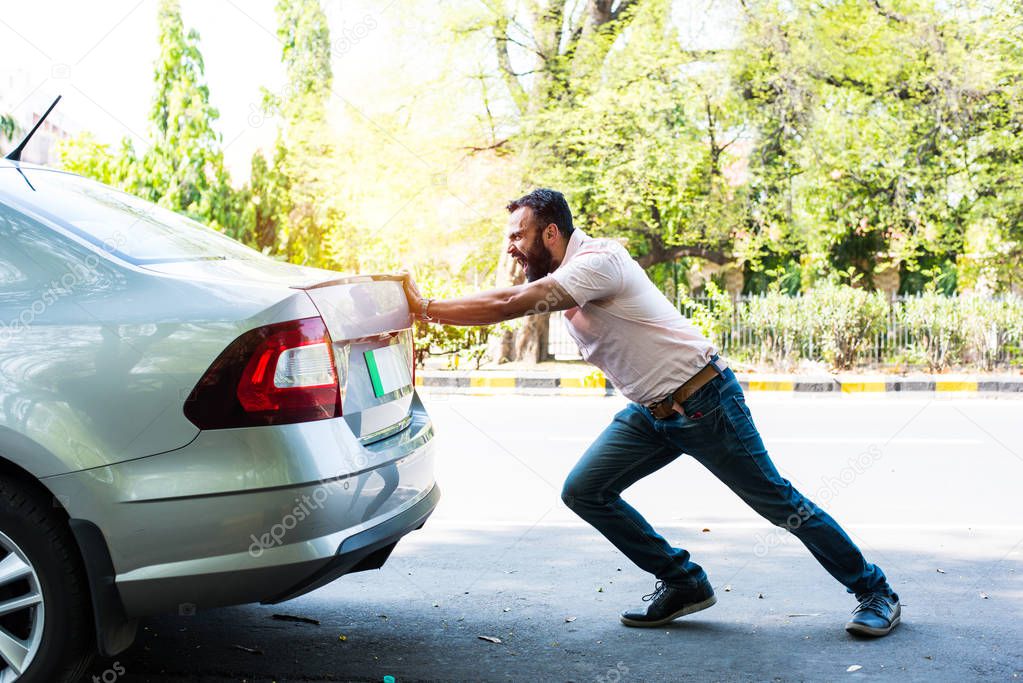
left=572, top=234, right=628, bottom=263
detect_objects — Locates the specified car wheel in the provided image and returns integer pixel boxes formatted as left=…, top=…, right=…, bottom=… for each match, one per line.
left=0, top=476, right=94, bottom=682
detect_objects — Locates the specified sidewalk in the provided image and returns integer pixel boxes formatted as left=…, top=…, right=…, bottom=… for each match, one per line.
left=416, top=364, right=1023, bottom=396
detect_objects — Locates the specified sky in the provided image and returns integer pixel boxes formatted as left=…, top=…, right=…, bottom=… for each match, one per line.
left=0, top=0, right=401, bottom=183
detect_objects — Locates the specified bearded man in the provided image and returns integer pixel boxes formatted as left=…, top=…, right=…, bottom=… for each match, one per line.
left=402, top=188, right=900, bottom=637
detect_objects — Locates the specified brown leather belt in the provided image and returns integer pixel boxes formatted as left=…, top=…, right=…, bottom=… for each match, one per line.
left=646, top=357, right=727, bottom=420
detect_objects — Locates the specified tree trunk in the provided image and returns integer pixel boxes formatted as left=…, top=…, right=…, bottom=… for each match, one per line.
left=514, top=312, right=550, bottom=363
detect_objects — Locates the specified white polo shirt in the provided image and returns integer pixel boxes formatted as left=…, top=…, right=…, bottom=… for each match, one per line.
left=548, top=229, right=719, bottom=405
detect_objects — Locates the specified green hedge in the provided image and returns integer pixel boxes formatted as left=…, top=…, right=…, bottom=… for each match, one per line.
left=685, top=286, right=1023, bottom=371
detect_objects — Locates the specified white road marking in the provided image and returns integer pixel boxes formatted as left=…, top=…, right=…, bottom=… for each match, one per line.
left=528, top=436, right=984, bottom=445
left=766, top=437, right=985, bottom=445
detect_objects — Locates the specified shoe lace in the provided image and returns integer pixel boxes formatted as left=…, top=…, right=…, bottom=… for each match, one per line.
left=854, top=593, right=890, bottom=615
left=642, top=581, right=667, bottom=602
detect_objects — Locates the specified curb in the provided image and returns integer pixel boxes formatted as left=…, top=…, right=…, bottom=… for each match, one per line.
left=416, top=371, right=1023, bottom=396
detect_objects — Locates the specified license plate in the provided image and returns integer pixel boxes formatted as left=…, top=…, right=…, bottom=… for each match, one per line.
left=364, top=344, right=412, bottom=397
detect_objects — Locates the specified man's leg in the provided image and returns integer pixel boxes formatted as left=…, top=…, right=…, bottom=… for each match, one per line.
left=668, top=369, right=894, bottom=599
left=561, top=403, right=706, bottom=588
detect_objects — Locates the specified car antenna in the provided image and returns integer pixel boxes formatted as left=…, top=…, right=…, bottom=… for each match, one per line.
left=5, top=94, right=61, bottom=162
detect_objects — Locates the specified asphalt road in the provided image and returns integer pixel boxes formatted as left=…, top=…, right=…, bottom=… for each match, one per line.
left=88, top=393, right=1023, bottom=682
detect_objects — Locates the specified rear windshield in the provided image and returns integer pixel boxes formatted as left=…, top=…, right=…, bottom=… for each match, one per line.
left=0, top=167, right=265, bottom=265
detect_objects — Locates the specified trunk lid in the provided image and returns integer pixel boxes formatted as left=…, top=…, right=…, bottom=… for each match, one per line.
left=142, top=259, right=416, bottom=443
left=296, top=274, right=415, bottom=444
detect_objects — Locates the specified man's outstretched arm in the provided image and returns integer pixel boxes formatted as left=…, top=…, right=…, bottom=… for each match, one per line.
left=403, top=274, right=578, bottom=326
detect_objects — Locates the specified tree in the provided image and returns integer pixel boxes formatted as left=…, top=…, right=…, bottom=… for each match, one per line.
left=963, top=0, right=1023, bottom=292
left=527, top=0, right=743, bottom=272
left=236, top=146, right=291, bottom=252
left=260, top=0, right=353, bottom=270
left=734, top=0, right=1019, bottom=294
left=127, top=0, right=239, bottom=233
left=54, top=132, right=121, bottom=185
left=464, top=0, right=651, bottom=362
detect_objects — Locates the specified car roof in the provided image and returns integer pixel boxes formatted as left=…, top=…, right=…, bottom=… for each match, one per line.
left=0, top=158, right=72, bottom=174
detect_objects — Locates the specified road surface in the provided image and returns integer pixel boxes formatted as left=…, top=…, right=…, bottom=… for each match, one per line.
left=87, top=393, right=1023, bottom=682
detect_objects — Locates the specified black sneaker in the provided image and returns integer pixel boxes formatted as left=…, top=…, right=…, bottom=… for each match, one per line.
left=845, top=592, right=901, bottom=637
left=620, top=580, right=717, bottom=628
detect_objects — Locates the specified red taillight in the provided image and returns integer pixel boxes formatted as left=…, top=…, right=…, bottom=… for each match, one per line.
left=184, top=317, right=343, bottom=429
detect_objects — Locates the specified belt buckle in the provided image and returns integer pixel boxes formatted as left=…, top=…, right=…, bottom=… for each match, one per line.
left=648, top=396, right=686, bottom=420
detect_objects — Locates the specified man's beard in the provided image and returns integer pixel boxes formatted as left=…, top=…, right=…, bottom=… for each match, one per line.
left=523, top=235, right=554, bottom=283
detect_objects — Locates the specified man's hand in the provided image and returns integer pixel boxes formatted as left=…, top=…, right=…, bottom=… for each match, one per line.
left=400, top=271, right=426, bottom=320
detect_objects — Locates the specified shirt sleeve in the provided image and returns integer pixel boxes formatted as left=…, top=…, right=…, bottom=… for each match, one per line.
left=550, top=247, right=624, bottom=306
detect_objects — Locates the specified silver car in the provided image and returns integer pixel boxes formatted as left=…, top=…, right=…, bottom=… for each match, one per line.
left=0, top=161, right=438, bottom=682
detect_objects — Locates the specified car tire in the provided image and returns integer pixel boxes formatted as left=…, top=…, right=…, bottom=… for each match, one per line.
left=0, top=475, right=94, bottom=682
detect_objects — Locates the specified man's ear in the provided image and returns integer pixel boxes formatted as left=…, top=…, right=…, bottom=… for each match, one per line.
left=545, top=223, right=558, bottom=243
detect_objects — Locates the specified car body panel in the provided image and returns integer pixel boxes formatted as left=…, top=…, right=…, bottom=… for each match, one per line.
left=44, top=394, right=435, bottom=614
left=0, top=205, right=325, bottom=474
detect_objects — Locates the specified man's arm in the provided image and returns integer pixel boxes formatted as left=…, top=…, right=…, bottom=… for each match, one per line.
left=403, top=274, right=578, bottom=326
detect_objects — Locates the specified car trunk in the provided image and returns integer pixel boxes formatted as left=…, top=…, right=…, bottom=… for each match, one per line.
left=140, top=259, right=416, bottom=445
left=297, top=274, right=416, bottom=444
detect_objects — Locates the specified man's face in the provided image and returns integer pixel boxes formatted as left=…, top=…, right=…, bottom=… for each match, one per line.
left=506, top=207, right=554, bottom=283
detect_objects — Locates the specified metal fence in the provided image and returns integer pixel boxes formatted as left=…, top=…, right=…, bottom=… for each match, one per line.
left=549, top=294, right=1023, bottom=369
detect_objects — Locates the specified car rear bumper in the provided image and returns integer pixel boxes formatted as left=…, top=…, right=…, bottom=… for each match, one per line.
left=46, top=393, right=438, bottom=616
left=115, top=483, right=439, bottom=615
left=263, top=483, right=439, bottom=604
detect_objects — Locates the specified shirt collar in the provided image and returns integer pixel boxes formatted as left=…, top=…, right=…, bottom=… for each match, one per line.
left=559, top=228, right=587, bottom=266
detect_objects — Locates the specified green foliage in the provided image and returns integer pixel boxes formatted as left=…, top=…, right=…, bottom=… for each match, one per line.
left=712, top=288, right=1023, bottom=370
left=730, top=284, right=887, bottom=369
left=740, top=290, right=811, bottom=368
left=0, top=114, right=17, bottom=141
left=57, top=0, right=240, bottom=236
left=679, top=281, right=734, bottom=342
left=803, top=284, right=889, bottom=369
left=132, top=0, right=239, bottom=233
left=733, top=0, right=1023, bottom=292
left=958, top=295, right=1023, bottom=370
left=896, top=293, right=965, bottom=370
left=524, top=0, right=743, bottom=267
left=233, top=146, right=290, bottom=251
left=42, top=0, right=1023, bottom=371
left=263, top=0, right=348, bottom=267
left=57, top=132, right=121, bottom=186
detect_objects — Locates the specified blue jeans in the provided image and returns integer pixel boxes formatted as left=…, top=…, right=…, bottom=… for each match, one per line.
left=561, top=365, right=893, bottom=599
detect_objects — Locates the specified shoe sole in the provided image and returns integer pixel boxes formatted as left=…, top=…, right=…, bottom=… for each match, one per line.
left=845, top=613, right=901, bottom=637
left=619, top=594, right=717, bottom=628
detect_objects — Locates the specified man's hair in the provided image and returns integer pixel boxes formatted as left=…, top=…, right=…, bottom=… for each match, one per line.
left=506, top=188, right=574, bottom=239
